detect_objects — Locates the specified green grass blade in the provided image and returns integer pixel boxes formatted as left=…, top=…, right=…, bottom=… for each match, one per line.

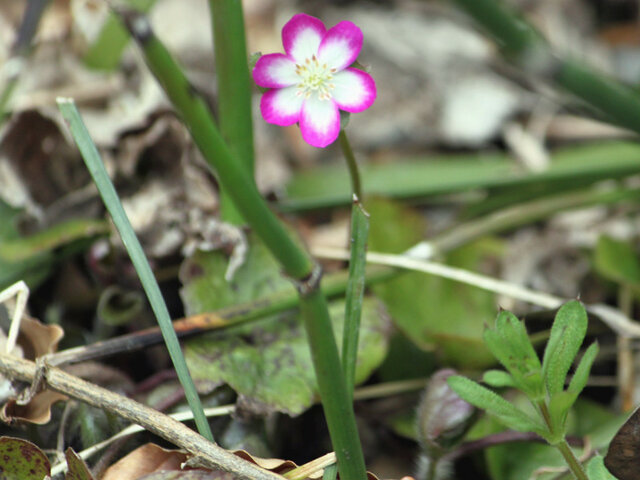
left=209, top=0, right=255, bottom=224
left=342, top=200, right=370, bottom=400
left=282, top=142, right=640, bottom=211
left=56, top=97, right=213, bottom=442
left=0, top=219, right=109, bottom=262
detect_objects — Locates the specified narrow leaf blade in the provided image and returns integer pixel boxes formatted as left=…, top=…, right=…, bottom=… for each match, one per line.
left=568, top=342, right=599, bottom=397
left=342, top=200, right=370, bottom=398
left=447, top=376, right=546, bottom=435
left=542, top=301, right=588, bottom=395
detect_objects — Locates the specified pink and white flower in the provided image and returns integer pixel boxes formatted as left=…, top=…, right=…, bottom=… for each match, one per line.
left=252, top=13, right=376, bottom=148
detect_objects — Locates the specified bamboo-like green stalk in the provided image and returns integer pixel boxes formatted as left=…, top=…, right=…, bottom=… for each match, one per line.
left=57, top=98, right=213, bottom=442
left=209, top=0, right=255, bottom=224
left=452, top=0, right=640, bottom=136
left=116, top=10, right=367, bottom=480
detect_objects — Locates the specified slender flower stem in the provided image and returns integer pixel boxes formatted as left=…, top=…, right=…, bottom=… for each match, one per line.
left=117, top=10, right=367, bottom=480
left=339, top=130, right=362, bottom=200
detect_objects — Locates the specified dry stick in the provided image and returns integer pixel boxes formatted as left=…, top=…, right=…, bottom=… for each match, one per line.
left=0, top=354, right=282, bottom=480
left=617, top=286, right=635, bottom=411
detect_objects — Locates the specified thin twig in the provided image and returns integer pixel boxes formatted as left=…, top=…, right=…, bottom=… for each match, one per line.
left=0, top=353, right=280, bottom=480
left=49, top=404, right=235, bottom=477
left=312, top=247, right=640, bottom=337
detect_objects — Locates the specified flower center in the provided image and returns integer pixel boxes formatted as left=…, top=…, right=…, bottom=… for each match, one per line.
left=295, top=55, right=337, bottom=101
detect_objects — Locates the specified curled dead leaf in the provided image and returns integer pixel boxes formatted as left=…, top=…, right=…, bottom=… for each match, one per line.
left=101, top=443, right=189, bottom=480
left=0, top=314, right=66, bottom=424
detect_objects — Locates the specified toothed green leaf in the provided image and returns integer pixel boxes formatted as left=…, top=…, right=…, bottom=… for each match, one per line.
left=483, top=311, right=544, bottom=399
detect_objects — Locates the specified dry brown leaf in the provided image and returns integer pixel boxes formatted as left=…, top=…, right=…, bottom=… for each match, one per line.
left=1, top=389, right=68, bottom=425
left=231, top=449, right=379, bottom=480
left=18, top=315, right=64, bottom=357
left=231, top=449, right=297, bottom=475
left=101, top=443, right=189, bottom=480
left=0, top=314, right=66, bottom=425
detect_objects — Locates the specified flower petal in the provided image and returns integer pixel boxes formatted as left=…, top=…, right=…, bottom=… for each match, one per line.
left=317, top=21, right=363, bottom=71
left=260, top=87, right=303, bottom=126
left=253, top=53, right=298, bottom=88
left=282, top=13, right=326, bottom=64
left=300, top=98, right=340, bottom=148
left=331, top=68, right=376, bottom=112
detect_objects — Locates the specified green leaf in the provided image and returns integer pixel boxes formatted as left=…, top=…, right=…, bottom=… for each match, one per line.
left=447, top=376, right=546, bottom=436
left=180, top=234, right=390, bottom=415
left=542, top=301, right=588, bottom=396
left=483, top=370, right=516, bottom=388
left=59, top=98, right=213, bottom=441
left=283, top=142, right=640, bottom=211
left=0, top=199, right=53, bottom=290
left=366, top=197, right=496, bottom=367
left=0, top=437, right=50, bottom=479
left=180, top=233, right=294, bottom=314
left=342, top=201, right=370, bottom=397
left=483, top=398, right=628, bottom=480
left=547, top=391, right=578, bottom=441
left=594, top=235, right=640, bottom=287
left=568, top=342, right=599, bottom=396
left=185, top=297, right=389, bottom=415
left=484, top=311, right=544, bottom=399
left=65, top=447, right=95, bottom=480
left=586, top=455, right=618, bottom=480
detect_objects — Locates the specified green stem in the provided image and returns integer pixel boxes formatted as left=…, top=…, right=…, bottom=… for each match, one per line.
left=209, top=0, right=255, bottom=224
left=118, top=10, right=310, bottom=277
left=557, top=440, right=589, bottom=480
left=57, top=98, right=213, bottom=442
left=118, top=11, right=366, bottom=480
left=425, top=455, right=440, bottom=480
left=339, top=130, right=362, bottom=200
left=452, top=0, right=640, bottom=136
left=538, top=402, right=587, bottom=480
left=300, top=289, right=366, bottom=480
